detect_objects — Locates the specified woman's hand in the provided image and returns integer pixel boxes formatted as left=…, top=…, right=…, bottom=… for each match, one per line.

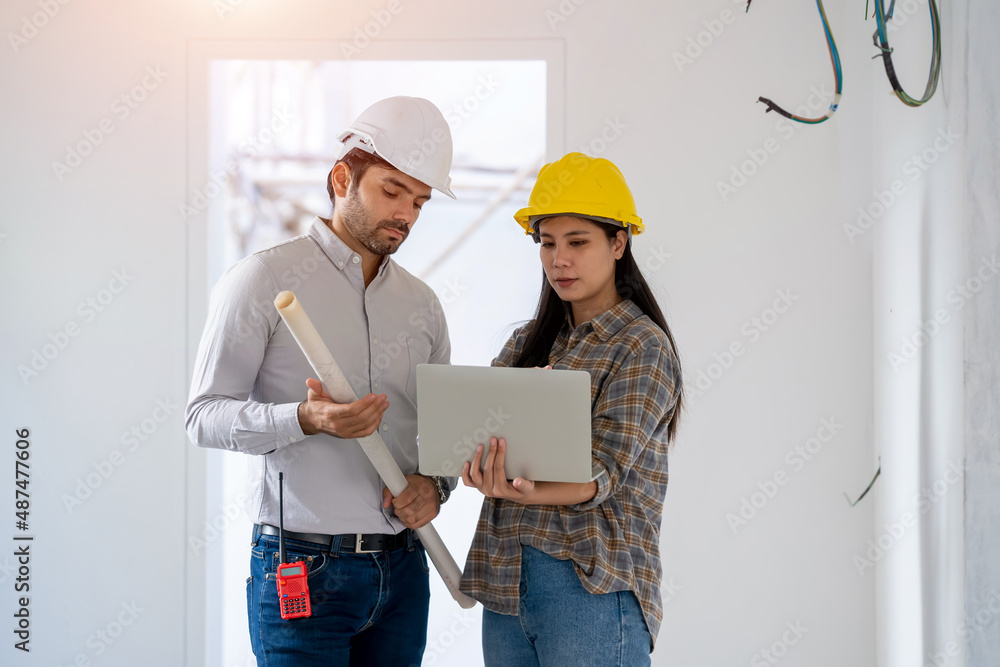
left=461, top=437, right=536, bottom=501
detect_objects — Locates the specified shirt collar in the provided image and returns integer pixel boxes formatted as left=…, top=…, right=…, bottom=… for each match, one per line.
left=308, top=217, right=392, bottom=277
left=570, top=299, right=644, bottom=342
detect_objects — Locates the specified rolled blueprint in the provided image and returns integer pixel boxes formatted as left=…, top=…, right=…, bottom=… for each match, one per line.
left=274, top=290, right=476, bottom=609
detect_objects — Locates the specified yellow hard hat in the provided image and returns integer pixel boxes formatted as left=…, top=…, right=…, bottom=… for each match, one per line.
left=514, top=152, right=644, bottom=236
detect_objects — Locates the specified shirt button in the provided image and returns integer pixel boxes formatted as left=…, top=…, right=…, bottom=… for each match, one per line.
left=372, top=338, right=378, bottom=344
left=337, top=260, right=344, bottom=267
left=352, top=256, right=360, bottom=264
left=381, top=424, right=389, bottom=432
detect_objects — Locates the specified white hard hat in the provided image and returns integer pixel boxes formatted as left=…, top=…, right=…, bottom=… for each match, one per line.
left=336, top=96, right=456, bottom=199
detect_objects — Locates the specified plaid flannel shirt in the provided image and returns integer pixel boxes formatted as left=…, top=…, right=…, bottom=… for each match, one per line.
left=459, top=299, right=680, bottom=646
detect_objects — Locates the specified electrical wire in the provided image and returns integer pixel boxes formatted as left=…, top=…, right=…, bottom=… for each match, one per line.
left=747, top=0, right=844, bottom=124
left=869, top=0, right=942, bottom=107
left=843, top=458, right=881, bottom=507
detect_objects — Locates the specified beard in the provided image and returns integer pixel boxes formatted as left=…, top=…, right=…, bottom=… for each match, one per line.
left=340, top=188, right=409, bottom=256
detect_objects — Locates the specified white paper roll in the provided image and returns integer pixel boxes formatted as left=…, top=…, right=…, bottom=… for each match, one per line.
left=274, top=290, right=476, bottom=609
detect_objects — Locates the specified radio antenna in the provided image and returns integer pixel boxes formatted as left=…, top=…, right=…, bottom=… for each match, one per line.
left=278, top=472, right=287, bottom=566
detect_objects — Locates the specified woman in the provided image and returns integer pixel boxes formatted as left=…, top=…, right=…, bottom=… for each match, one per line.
left=459, top=152, right=683, bottom=666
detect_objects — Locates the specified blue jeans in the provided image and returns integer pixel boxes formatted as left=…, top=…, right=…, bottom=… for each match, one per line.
left=482, top=545, right=651, bottom=667
left=248, top=525, right=430, bottom=667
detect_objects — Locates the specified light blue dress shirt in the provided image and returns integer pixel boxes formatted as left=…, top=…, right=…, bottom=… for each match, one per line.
left=186, top=218, right=450, bottom=534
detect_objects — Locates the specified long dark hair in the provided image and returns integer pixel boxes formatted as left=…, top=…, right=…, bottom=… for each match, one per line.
left=513, top=221, right=684, bottom=441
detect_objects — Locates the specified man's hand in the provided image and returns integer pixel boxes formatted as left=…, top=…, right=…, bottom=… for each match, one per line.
left=461, top=437, right=535, bottom=502
left=382, top=475, right=440, bottom=529
left=297, top=377, right=388, bottom=439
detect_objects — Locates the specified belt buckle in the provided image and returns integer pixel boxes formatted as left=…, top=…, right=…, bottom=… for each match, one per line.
left=355, top=534, right=379, bottom=554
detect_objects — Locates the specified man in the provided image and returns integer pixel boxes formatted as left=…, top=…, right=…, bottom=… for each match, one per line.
left=185, top=96, right=456, bottom=666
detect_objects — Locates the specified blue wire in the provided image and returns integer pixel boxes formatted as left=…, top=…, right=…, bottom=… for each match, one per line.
left=818, top=0, right=843, bottom=94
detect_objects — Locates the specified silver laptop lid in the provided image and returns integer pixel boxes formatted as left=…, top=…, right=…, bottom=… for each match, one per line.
left=417, top=364, right=593, bottom=484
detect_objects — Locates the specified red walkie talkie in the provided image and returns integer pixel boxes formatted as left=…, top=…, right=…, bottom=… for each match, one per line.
left=277, top=472, right=312, bottom=619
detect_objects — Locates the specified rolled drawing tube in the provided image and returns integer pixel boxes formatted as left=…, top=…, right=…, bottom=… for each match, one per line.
left=274, top=290, right=476, bottom=609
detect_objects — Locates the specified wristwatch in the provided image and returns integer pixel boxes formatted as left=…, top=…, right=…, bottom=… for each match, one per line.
left=429, top=475, right=451, bottom=505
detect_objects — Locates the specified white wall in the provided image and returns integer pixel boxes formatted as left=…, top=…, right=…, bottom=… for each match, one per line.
left=3, top=0, right=954, bottom=664
left=961, top=3, right=1000, bottom=666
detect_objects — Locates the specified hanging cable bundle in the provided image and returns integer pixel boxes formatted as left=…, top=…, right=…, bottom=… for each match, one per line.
left=869, top=0, right=942, bottom=107
left=747, top=0, right=844, bottom=124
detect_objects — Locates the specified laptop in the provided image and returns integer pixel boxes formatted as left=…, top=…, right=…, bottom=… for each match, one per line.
left=416, top=364, right=595, bottom=483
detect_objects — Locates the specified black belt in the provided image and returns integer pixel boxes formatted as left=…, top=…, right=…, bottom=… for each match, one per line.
left=256, top=524, right=412, bottom=554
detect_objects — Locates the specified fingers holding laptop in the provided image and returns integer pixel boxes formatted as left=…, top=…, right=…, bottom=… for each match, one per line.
left=461, top=437, right=535, bottom=500
left=297, top=377, right=389, bottom=439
